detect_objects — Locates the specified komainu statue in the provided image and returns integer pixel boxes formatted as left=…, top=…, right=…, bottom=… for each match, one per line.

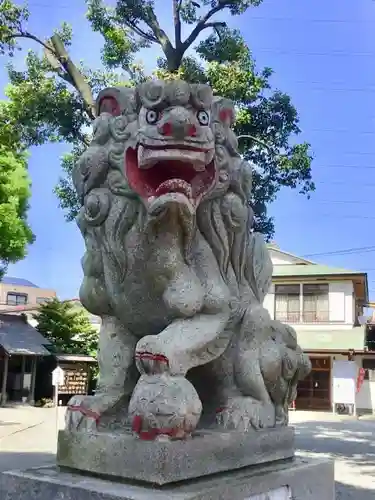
left=66, top=79, right=311, bottom=439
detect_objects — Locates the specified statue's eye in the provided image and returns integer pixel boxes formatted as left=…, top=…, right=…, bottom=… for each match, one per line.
left=146, top=110, right=159, bottom=124
left=197, top=110, right=209, bottom=126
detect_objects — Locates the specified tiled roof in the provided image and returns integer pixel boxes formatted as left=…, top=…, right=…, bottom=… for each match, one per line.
left=273, top=264, right=364, bottom=278
left=1, top=277, right=39, bottom=287
left=0, top=314, right=51, bottom=356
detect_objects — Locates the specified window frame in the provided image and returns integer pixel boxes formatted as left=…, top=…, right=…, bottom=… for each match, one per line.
left=302, top=283, right=329, bottom=323
left=273, top=282, right=332, bottom=324
left=6, top=292, right=28, bottom=306
left=274, top=284, right=301, bottom=323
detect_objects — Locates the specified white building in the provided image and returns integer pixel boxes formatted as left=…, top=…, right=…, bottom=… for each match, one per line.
left=266, top=244, right=375, bottom=414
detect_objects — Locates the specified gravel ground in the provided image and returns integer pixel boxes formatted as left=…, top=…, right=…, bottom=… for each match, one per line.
left=1, top=407, right=375, bottom=498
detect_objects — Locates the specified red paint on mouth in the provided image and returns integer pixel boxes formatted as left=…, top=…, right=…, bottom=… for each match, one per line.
left=125, top=147, right=216, bottom=203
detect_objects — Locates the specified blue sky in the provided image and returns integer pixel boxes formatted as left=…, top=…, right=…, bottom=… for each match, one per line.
left=2, top=0, right=375, bottom=299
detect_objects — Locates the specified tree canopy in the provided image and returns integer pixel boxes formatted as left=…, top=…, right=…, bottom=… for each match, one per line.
left=0, top=142, right=34, bottom=279
left=0, top=0, right=314, bottom=239
left=34, top=298, right=99, bottom=357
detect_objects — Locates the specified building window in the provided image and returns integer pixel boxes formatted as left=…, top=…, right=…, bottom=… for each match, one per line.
left=6, top=292, right=28, bottom=306
left=36, top=297, right=51, bottom=304
left=275, top=284, right=300, bottom=323
left=302, top=284, right=329, bottom=323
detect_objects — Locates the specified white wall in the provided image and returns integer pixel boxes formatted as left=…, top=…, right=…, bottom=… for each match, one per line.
left=328, top=281, right=354, bottom=324
left=268, top=249, right=306, bottom=266
left=331, top=355, right=375, bottom=413
left=263, top=284, right=275, bottom=319
left=355, top=355, right=375, bottom=412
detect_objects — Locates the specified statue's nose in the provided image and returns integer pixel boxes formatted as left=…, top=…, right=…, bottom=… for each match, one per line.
left=158, top=109, right=197, bottom=139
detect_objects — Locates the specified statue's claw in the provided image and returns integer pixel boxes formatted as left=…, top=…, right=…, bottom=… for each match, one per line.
left=65, top=394, right=120, bottom=432
left=215, top=397, right=276, bottom=431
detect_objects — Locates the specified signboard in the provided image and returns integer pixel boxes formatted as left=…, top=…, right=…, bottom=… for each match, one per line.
left=245, top=486, right=292, bottom=499
left=57, top=365, right=89, bottom=395
left=356, top=368, right=366, bottom=393
left=52, top=366, right=65, bottom=387
left=332, top=360, right=356, bottom=405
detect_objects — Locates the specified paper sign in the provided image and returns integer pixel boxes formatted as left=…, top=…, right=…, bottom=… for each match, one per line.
left=52, top=366, right=65, bottom=387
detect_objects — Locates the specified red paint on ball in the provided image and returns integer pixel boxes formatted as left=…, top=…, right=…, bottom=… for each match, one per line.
left=68, top=404, right=101, bottom=423
left=132, top=415, right=143, bottom=434
left=135, top=351, right=169, bottom=365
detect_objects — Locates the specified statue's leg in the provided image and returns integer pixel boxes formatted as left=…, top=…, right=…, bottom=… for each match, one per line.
left=135, top=311, right=231, bottom=376
left=65, top=316, right=138, bottom=431
left=128, top=311, right=232, bottom=439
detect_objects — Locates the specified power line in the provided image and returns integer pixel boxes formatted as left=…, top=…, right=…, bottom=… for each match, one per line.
left=25, top=4, right=375, bottom=25
left=315, top=181, right=375, bottom=187
left=314, top=164, right=375, bottom=169
left=315, top=200, right=373, bottom=205
left=255, top=48, right=375, bottom=57
left=309, top=129, right=375, bottom=136
left=302, top=246, right=375, bottom=258
left=277, top=213, right=375, bottom=220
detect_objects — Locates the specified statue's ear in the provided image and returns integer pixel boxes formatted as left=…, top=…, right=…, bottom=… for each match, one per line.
left=95, top=87, right=138, bottom=117
left=211, top=96, right=236, bottom=127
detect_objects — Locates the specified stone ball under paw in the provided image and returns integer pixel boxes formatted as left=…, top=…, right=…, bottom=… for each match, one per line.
left=128, top=374, right=202, bottom=440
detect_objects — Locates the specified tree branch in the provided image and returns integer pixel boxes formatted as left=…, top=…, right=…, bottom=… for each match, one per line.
left=182, top=2, right=230, bottom=51
left=49, top=34, right=96, bottom=120
left=173, top=0, right=182, bottom=47
left=121, top=20, right=158, bottom=43
left=8, top=31, right=54, bottom=53
left=6, top=31, right=96, bottom=120
left=142, top=5, right=176, bottom=62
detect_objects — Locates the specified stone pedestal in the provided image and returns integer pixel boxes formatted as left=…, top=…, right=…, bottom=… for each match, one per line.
left=56, top=427, right=295, bottom=485
left=0, top=457, right=334, bottom=499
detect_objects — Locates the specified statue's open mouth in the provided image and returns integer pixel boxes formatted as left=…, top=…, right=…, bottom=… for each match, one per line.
left=126, top=145, right=216, bottom=206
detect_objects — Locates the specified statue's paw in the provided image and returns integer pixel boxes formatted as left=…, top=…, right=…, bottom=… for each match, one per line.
left=215, top=397, right=276, bottom=431
left=135, top=336, right=170, bottom=375
left=65, top=394, right=119, bottom=432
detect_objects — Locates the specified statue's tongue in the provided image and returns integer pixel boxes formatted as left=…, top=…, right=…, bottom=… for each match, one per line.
left=155, top=179, right=192, bottom=199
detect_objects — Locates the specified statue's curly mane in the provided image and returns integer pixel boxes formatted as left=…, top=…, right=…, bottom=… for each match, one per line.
left=73, top=84, right=272, bottom=317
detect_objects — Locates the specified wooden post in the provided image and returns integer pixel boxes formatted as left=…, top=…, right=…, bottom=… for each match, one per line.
left=21, top=355, right=26, bottom=388
left=29, top=357, right=37, bottom=404
left=1, top=354, right=9, bottom=406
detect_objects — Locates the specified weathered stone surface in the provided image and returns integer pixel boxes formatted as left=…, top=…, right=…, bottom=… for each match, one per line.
left=63, top=79, right=311, bottom=443
left=57, top=427, right=295, bottom=485
left=0, top=458, right=334, bottom=500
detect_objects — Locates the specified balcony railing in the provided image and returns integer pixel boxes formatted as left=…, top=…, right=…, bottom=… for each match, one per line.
left=275, top=310, right=331, bottom=324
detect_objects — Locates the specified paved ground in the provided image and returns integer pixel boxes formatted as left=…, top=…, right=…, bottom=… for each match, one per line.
left=1, top=407, right=375, bottom=498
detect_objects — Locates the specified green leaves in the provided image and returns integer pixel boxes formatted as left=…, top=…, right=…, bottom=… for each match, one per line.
left=0, top=0, right=314, bottom=240
left=0, top=144, right=34, bottom=271
left=0, top=0, right=29, bottom=56
left=34, top=298, right=99, bottom=356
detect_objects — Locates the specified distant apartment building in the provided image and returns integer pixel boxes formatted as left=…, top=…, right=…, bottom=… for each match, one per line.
left=0, top=277, right=56, bottom=313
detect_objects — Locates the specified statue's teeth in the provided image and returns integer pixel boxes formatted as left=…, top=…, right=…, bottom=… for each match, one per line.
left=193, top=162, right=206, bottom=172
